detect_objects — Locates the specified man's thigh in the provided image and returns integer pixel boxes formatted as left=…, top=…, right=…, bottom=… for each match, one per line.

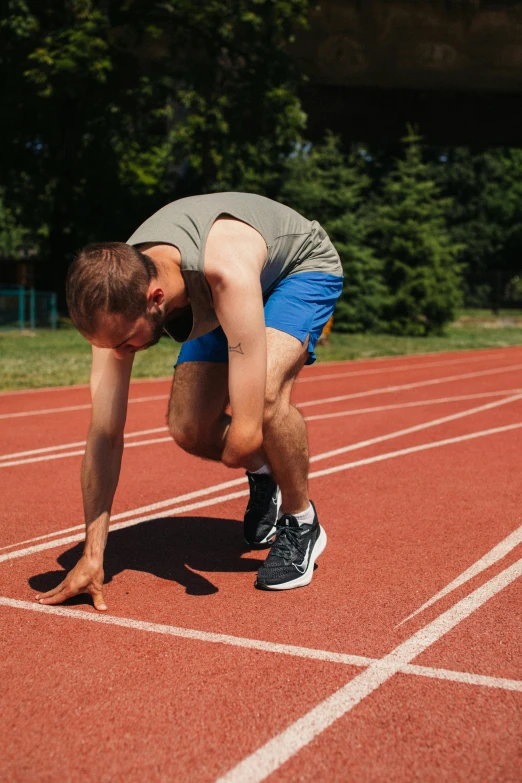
left=265, top=327, right=309, bottom=404
left=169, top=361, right=229, bottom=431
left=263, top=271, right=342, bottom=405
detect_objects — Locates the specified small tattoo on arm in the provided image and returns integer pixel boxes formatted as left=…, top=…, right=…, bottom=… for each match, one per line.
left=228, top=343, right=244, bottom=355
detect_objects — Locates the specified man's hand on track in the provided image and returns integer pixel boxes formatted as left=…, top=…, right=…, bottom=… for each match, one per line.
left=35, top=556, right=107, bottom=611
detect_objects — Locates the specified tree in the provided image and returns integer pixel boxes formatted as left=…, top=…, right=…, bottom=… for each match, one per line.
left=0, top=0, right=313, bottom=302
left=435, top=148, right=522, bottom=311
left=0, top=190, right=31, bottom=259
left=280, top=134, right=388, bottom=332
left=370, top=130, right=463, bottom=335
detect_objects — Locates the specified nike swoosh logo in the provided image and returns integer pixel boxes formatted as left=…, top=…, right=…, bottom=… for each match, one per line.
left=293, top=541, right=311, bottom=574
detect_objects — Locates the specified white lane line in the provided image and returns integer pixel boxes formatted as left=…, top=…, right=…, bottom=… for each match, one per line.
left=0, top=436, right=174, bottom=468
left=0, top=597, right=372, bottom=667
left=0, top=477, right=249, bottom=551
left=1, top=596, right=521, bottom=694
left=397, top=523, right=522, bottom=627
left=3, top=362, right=522, bottom=421
left=308, top=393, right=522, bottom=464
left=5, top=389, right=522, bottom=466
left=3, top=419, right=522, bottom=562
left=298, top=362, right=522, bottom=408
left=3, top=387, right=522, bottom=471
left=2, top=395, right=517, bottom=547
left=308, top=421, right=522, bottom=482
left=0, top=490, right=250, bottom=563
left=305, top=389, right=522, bottom=422
left=298, top=353, right=521, bottom=383
left=214, top=556, right=522, bottom=783
left=402, top=664, right=522, bottom=693
left=0, top=426, right=168, bottom=461
left=0, top=449, right=86, bottom=467
left=0, top=394, right=167, bottom=421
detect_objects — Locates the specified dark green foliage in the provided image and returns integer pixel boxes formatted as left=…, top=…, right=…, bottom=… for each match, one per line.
left=0, top=190, right=31, bottom=258
left=435, top=148, right=522, bottom=311
left=0, top=0, right=312, bottom=299
left=370, top=131, right=463, bottom=335
left=1, top=1, right=518, bottom=326
left=279, top=135, right=388, bottom=332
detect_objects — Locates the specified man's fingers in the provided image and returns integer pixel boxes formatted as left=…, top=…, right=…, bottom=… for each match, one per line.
left=37, top=587, right=72, bottom=605
left=35, top=582, right=67, bottom=601
left=91, top=589, right=107, bottom=612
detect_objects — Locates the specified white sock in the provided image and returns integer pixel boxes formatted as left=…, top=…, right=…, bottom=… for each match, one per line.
left=281, top=502, right=314, bottom=526
left=250, top=463, right=271, bottom=476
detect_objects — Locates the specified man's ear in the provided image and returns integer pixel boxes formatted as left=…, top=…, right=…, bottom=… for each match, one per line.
left=147, top=285, right=165, bottom=308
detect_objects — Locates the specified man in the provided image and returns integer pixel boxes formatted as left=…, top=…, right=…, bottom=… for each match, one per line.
left=35, top=192, right=343, bottom=610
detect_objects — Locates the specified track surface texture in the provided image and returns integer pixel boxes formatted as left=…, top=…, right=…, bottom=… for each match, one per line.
left=1, top=346, right=522, bottom=782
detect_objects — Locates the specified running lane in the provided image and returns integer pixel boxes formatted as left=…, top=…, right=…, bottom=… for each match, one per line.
left=2, top=347, right=522, bottom=782
left=2, top=385, right=521, bottom=548
left=1, top=422, right=521, bottom=659
left=2, top=347, right=522, bottom=455
left=0, top=603, right=356, bottom=783
left=261, top=674, right=522, bottom=783
left=415, top=575, right=522, bottom=682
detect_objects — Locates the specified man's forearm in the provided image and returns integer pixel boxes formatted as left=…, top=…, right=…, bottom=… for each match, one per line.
left=81, top=426, right=124, bottom=561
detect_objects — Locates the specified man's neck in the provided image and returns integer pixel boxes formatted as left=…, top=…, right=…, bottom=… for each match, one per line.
left=140, top=243, right=188, bottom=315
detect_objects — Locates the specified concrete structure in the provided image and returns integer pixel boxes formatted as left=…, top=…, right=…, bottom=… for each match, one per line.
left=291, top=1, right=522, bottom=145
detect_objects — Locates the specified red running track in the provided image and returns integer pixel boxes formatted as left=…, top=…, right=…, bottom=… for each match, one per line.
left=1, top=345, right=522, bottom=782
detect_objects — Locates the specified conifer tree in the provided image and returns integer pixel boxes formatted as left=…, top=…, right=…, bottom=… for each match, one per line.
left=435, top=147, right=522, bottom=311
left=280, top=134, right=387, bottom=333
left=371, top=130, right=463, bottom=335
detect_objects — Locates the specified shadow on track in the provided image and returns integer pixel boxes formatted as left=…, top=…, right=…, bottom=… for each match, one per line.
left=28, top=515, right=263, bottom=604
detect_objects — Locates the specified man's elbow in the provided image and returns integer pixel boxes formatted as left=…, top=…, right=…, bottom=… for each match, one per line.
left=88, top=423, right=125, bottom=451
left=222, top=450, right=250, bottom=469
left=107, top=431, right=125, bottom=450
left=222, top=431, right=263, bottom=469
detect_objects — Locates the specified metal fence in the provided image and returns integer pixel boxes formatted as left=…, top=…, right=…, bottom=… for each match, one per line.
left=0, top=287, right=58, bottom=330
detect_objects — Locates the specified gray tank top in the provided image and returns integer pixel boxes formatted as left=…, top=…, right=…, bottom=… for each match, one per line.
left=127, top=192, right=342, bottom=343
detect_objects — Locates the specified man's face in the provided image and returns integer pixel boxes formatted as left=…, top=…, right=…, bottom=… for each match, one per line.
left=90, top=308, right=166, bottom=357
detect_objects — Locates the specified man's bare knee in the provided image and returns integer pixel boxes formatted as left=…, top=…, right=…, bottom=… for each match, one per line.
left=167, top=402, right=202, bottom=451
left=169, top=407, right=228, bottom=461
left=263, top=391, right=291, bottom=428
left=167, top=362, right=229, bottom=459
left=169, top=418, right=203, bottom=455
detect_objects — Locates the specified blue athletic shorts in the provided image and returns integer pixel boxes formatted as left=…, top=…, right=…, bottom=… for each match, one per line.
left=176, top=272, right=343, bottom=367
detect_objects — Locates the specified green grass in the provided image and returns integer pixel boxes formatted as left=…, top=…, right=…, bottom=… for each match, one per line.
left=0, top=329, right=180, bottom=391
left=316, top=325, right=522, bottom=363
left=0, top=311, right=521, bottom=391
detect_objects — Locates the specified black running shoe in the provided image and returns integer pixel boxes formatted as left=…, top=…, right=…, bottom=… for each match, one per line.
left=254, top=501, right=326, bottom=590
left=243, top=472, right=281, bottom=548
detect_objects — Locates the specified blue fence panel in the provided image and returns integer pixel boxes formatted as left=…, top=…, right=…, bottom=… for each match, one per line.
left=0, top=287, right=58, bottom=330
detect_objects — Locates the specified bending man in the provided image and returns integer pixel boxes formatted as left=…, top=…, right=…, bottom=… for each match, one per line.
left=35, top=192, right=343, bottom=609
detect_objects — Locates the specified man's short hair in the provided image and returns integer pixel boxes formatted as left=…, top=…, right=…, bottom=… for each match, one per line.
left=66, top=242, right=157, bottom=335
